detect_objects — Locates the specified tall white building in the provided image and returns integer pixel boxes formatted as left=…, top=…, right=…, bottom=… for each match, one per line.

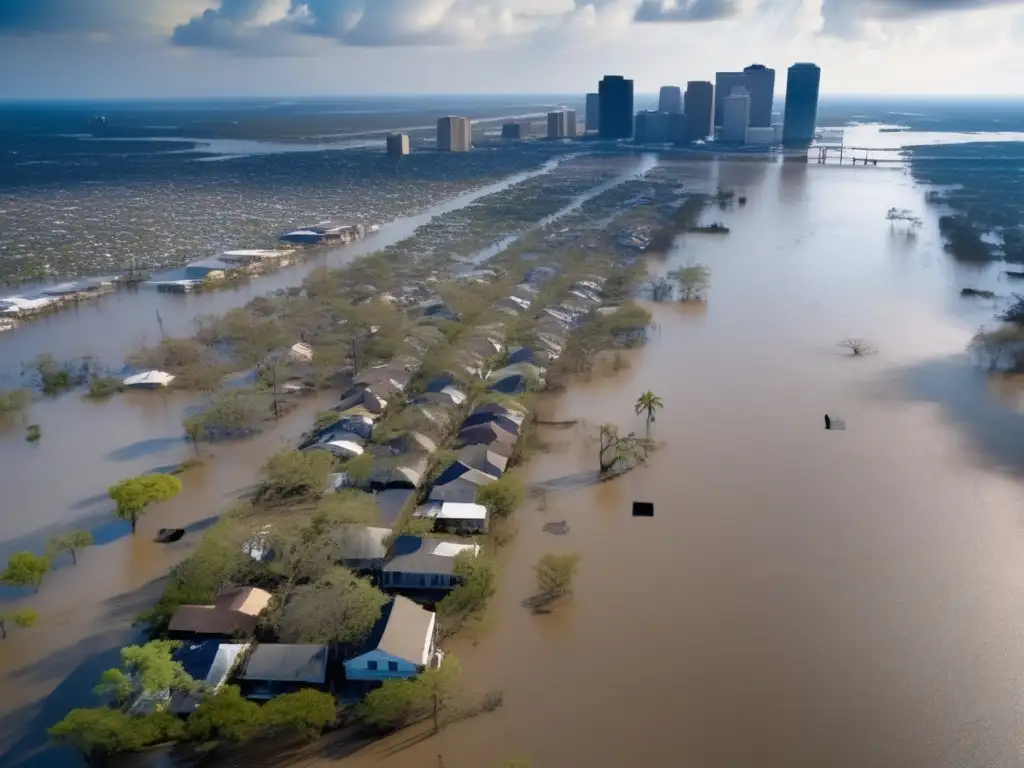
left=437, top=116, right=472, bottom=152
left=386, top=133, right=410, bottom=156
left=585, top=93, right=600, bottom=132
left=721, top=87, right=751, bottom=143
left=564, top=109, right=577, bottom=137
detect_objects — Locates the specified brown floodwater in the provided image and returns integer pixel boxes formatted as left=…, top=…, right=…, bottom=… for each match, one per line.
left=332, top=158, right=1024, bottom=768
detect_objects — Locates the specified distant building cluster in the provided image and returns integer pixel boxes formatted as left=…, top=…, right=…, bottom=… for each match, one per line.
left=389, top=60, right=819, bottom=157
left=586, top=62, right=819, bottom=149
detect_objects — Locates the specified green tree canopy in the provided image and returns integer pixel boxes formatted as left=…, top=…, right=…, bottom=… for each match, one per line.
left=0, top=388, right=30, bottom=417
left=436, top=552, right=497, bottom=622
left=260, top=448, right=336, bottom=501
left=0, top=608, right=39, bottom=640
left=108, top=474, right=182, bottom=534
left=475, top=473, right=525, bottom=519
left=47, top=530, right=94, bottom=565
left=186, top=685, right=263, bottom=743
left=1, top=551, right=50, bottom=593
left=535, top=552, right=581, bottom=599
left=262, top=689, right=337, bottom=739
left=95, top=640, right=193, bottom=705
left=278, top=567, right=387, bottom=645
left=49, top=709, right=183, bottom=765
left=356, top=656, right=461, bottom=733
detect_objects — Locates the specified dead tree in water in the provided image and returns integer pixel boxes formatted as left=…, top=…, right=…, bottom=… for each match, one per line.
left=838, top=338, right=875, bottom=357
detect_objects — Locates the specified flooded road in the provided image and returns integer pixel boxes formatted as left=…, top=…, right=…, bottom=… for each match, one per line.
left=0, top=157, right=568, bottom=383
left=336, top=159, right=1024, bottom=768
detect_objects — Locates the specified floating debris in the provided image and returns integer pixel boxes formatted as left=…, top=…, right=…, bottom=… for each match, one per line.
left=824, top=414, right=846, bottom=431
left=543, top=521, right=570, bottom=535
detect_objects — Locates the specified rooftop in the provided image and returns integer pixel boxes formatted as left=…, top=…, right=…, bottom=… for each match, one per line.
left=359, top=595, right=435, bottom=666
left=242, top=644, right=329, bottom=684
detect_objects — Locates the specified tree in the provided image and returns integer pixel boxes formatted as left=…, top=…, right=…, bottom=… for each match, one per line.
left=86, top=376, right=123, bottom=398
left=837, top=338, right=875, bottom=357
left=0, top=388, right=30, bottom=417
left=49, top=709, right=183, bottom=766
left=475, top=473, right=525, bottom=519
left=47, top=530, right=94, bottom=565
left=356, top=677, right=421, bottom=731
left=342, top=453, right=375, bottom=487
left=634, top=391, right=664, bottom=443
left=95, top=640, right=193, bottom=705
left=647, top=277, right=674, bottom=302
left=262, top=689, right=337, bottom=739
left=596, top=424, right=648, bottom=475
left=1, top=551, right=50, bottom=593
left=420, top=655, right=461, bottom=733
left=186, top=685, right=263, bottom=743
left=535, top=552, right=581, bottom=599
left=1000, top=294, right=1024, bottom=326
left=436, top=552, right=497, bottom=622
left=0, top=608, right=39, bottom=639
left=260, top=448, right=336, bottom=501
left=278, top=567, right=388, bottom=645
left=108, top=474, right=182, bottom=534
left=670, top=264, right=711, bottom=301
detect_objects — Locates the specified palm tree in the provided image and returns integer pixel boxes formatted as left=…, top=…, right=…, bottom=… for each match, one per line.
left=634, top=391, right=664, bottom=442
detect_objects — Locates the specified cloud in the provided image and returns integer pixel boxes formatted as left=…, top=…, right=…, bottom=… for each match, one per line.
left=633, top=0, right=741, bottom=22
left=819, top=0, right=1022, bottom=36
left=0, top=0, right=206, bottom=37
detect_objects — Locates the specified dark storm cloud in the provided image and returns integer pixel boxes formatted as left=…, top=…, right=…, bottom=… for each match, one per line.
left=0, top=0, right=167, bottom=35
left=820, top=0, right=1022, bottom=35
left=633, top=0, right=741, bottom=22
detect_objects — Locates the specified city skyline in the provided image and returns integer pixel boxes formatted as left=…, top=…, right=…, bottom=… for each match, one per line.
left=0, top=0, right=1022, bottom=99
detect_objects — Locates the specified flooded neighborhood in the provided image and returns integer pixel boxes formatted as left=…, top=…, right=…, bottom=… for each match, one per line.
left=4, top=103, right=1024, bottom=768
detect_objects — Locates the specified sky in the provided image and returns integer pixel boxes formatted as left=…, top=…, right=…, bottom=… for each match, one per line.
left=1, top=0, right=1023, bottom=99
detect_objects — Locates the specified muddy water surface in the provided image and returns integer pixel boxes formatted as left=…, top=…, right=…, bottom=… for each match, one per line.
left=336, top=159, right=1024, bottom=768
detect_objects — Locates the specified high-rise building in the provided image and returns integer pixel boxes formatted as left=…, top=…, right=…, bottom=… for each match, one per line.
left=547, top=110, right=577, bottom=138
left=502, top=121, right=528, bottom=139
left=564, top=109, right=578, bottom=137
left=634, top=111, right=670, bottom=144
left=782, top=63, right=821, bottom=147
left=668, top=112, right=687, bottom=144
left=714, top=71, right=745, bottom=128
left=598, top=75, right=634, bottom=139
left=437, top=116, right=472, bottom=152
left=386, top=133, right=410, bottom=156
left=683, top=80, right=714, bottom=142
left=742, top=64, right=775, bottom=128
left=658, top=85, right=683, bottom=114
left=585, top=93, right=600, bottom=132
left=721, top=87, right=751, bottom=143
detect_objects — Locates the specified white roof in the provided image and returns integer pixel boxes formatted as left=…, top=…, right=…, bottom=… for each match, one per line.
left=440, top=502, right=488, bottom=520
left=440, top=386, right=467, bottom=404
left=325, top=440, right=364, bottom=456
left=290, top=342, right=313, bottom=361
left=427, top=540, right=480, bottom=557
left=221, top=249, right=292, bottom=259
left=123, top=370, right=175, bottom=387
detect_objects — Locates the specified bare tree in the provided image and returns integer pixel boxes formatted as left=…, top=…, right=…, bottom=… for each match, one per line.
left=838, top=338, right=875, bottom=357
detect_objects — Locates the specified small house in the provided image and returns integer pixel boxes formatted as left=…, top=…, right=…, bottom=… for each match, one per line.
left=461, top=410, right=521, bottom=436
left=344, top=596, right=437, bottom=682
left=413, top=501, right=490, bottom=534
left=455, top=445, right=509, bottom=477
left=426, top=478, right=480, bottom=504
left=331, top=526, right=391, bottom=571
left=305, top=439, right=364, bottom=459
left=381, top=536, right=480, bottom=591
left=239, top=644, right=330, bottom=701
left=338, top=387, right=387, bottom=414
left=168, top=587, right=272, bottom=639
left=458, top=422, right=518, bottom=450
left=168, top=640, right=250, bottom=714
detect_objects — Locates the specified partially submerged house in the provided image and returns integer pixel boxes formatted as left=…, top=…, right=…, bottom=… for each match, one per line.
left=380, top=536, right=480, bottom=591
left=305, top=439, right=365, bottom=460
left=338, top=388, right=387, bottom=414
left=123, top=370, right=175, bottom=389
left=343, top=596, right=437, bottom=682
left=413, top=501, right=490, bottom=534
left=168, top=587, right=272, bottom=639
left=239, top=644, right=330, bottom=701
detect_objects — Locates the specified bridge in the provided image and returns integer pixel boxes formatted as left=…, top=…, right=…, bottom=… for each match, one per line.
left=812, top=144, right=905, bottom=166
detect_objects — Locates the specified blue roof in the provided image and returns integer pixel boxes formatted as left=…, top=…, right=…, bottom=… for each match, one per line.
left=172, top=639, right=221, bottom=682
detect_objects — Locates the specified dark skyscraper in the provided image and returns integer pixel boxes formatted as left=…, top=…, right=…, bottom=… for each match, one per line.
left=598, top=75, right=634, bottom=139
left=658, top=85, right=683, bottom=114
left=714, top=71, right=745, bottom=128
left=742, top=63, right=775, bottom=128
left=683, top=80, right=714, bottom=142
left=782, top=62, right=821, bottom=147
